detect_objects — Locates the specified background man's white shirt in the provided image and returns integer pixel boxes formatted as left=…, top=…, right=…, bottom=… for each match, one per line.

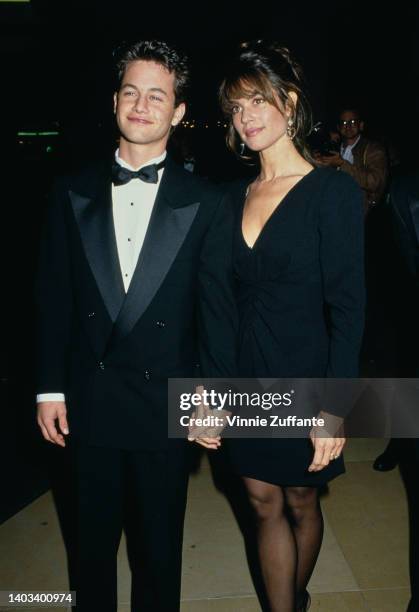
left=341, top=135, right=361, bottom=165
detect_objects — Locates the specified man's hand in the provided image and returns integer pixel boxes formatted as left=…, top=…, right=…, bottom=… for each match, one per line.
left=37, top=401, right=69, bottom=447
left=188, top=434, right=221, bottom=450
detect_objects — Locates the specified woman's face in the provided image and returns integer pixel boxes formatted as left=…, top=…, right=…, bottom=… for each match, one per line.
left=230, top=89, right=290, bottom=153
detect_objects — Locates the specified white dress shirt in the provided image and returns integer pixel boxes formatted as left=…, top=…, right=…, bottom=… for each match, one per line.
left=341, top=135, right=361, bottom=165
left=113, top=149, right=165, bottom=291
left=37, top=149, right=166, bottom=403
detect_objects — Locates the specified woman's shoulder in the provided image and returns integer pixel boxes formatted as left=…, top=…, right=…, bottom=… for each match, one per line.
left=314, top=165, right=359, bottom=190
left=311, top=167, right=363, bottom=224
left=311, top=166, right=362, bottom=203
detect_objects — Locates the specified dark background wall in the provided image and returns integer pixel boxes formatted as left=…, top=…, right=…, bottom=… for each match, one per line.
left=1, top=1, right=418, bottom=151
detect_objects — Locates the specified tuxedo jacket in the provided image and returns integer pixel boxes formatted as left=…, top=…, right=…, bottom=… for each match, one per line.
left=389, top=173, right=419, bottom=377
left=389, top=173, right=419, bottom=282
left=36, top=156, right=238, bottom=450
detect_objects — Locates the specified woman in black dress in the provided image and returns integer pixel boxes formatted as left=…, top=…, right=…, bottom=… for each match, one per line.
left=218, top=41, right=365, bottom=611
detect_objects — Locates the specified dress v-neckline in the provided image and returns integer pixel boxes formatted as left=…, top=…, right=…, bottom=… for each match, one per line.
left=241, top=167, right=317, bottom=250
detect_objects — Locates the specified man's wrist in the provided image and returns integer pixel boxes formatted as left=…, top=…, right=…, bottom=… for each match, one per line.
left=36, top=393, right=66, bottom=403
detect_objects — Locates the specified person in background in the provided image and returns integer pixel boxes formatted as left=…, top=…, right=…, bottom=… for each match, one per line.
left=381, top=171, right=419, bottom=612
left=319, top=107, right=388, bottom=213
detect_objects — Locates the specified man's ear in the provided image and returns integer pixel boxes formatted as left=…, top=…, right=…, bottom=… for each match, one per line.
left=172, top=102, right=186, bottom=126
left=113, top=91, right=118, bottom=114
left=359, top=120, right=365, bottom=132
left=286, top=91, right=298, bottom=116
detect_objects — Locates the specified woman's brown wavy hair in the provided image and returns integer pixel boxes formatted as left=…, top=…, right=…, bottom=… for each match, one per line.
left=219, top=40, right=314, bottom=164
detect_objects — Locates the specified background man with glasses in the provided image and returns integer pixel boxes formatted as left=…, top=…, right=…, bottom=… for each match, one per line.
left=320, top=108, right=388, bottom=213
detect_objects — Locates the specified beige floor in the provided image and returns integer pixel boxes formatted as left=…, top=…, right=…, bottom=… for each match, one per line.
left=0, top=439, right=412, bottom=611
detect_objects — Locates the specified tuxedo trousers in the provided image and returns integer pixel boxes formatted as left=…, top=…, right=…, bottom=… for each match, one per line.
left=402, top=440, right=419, bottom=612
left=70, top=440, right=190, bottom=612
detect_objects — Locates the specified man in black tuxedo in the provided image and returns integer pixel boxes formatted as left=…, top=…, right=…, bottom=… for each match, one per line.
left=388, top=173, right=419, bottom=612
left=370, top=172, right=419, bottom=612
left=36, top=40, right=237, bottom=612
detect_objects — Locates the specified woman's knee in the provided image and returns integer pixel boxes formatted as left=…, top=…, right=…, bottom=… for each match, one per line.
left=285, top=487, right=319, bottom=523
left=244, top=479, right=284, bottom=521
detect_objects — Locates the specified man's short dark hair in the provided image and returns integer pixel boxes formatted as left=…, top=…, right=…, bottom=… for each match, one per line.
left=115, top=40, right=190, bottom=107
left=338, top=107, right=363, bottom=121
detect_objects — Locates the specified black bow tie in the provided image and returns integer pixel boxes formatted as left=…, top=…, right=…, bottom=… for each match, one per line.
left=112, top=159, right=166, bottom=186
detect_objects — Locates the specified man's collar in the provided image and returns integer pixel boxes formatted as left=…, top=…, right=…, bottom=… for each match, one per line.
left=115, top=148, right=167, bottom=171
left=342, top=135, right=361, bottom=151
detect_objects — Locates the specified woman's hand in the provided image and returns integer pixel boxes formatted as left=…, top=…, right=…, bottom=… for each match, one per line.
left=187, top=406, right=224, bottom=449
left=308, top=411, right=345, bottom=472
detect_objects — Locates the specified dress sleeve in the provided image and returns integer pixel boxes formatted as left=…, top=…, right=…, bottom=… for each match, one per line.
left=197, top=190, right=239, bottom=380
left=319, top=171, right=365, bottom=379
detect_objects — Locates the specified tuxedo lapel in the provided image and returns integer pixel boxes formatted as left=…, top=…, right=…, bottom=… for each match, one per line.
left=108, top=159, right=200, bottom=349
left=70, top=180, right=126, bottom=322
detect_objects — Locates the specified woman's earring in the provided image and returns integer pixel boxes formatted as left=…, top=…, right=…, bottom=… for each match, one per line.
left=287, top=117, right=296, bottom=139
left=240, top=141, right=246, bottom=155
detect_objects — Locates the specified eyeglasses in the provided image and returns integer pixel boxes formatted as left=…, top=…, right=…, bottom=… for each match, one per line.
left=339, top=119, right=359, bottom=127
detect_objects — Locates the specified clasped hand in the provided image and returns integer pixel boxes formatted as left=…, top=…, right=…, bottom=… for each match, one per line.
left=187, top=385, right=230, bottom=450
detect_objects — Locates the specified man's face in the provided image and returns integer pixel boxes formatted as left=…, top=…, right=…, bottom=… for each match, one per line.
left=338, top=110, right=363, bottom=143
left=114, top=60, right=185, bottom=149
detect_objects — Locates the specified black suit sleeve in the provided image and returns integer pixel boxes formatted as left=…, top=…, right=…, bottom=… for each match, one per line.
left=197, top=191, right=239, bottom=381
left=390, top=175, right=419, bottom=280
left=35, top=179, right=74, bottom=394
left=319, top=171, right=365, bottom=379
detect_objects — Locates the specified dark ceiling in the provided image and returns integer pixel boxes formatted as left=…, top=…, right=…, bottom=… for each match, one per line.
left=1, top=0, right=418, bottom=146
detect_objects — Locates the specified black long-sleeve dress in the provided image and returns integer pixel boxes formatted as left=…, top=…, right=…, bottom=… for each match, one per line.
left=228, top=167, right=365, bottom=486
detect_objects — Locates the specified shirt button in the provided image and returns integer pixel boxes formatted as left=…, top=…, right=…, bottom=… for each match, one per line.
left=156, top=320, right=166, bottom=328
left=144, top=370, right=151, bottom=381
left=88, top=312, right=96, bottom=318
left=98, top=361, right=105, bottom=371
